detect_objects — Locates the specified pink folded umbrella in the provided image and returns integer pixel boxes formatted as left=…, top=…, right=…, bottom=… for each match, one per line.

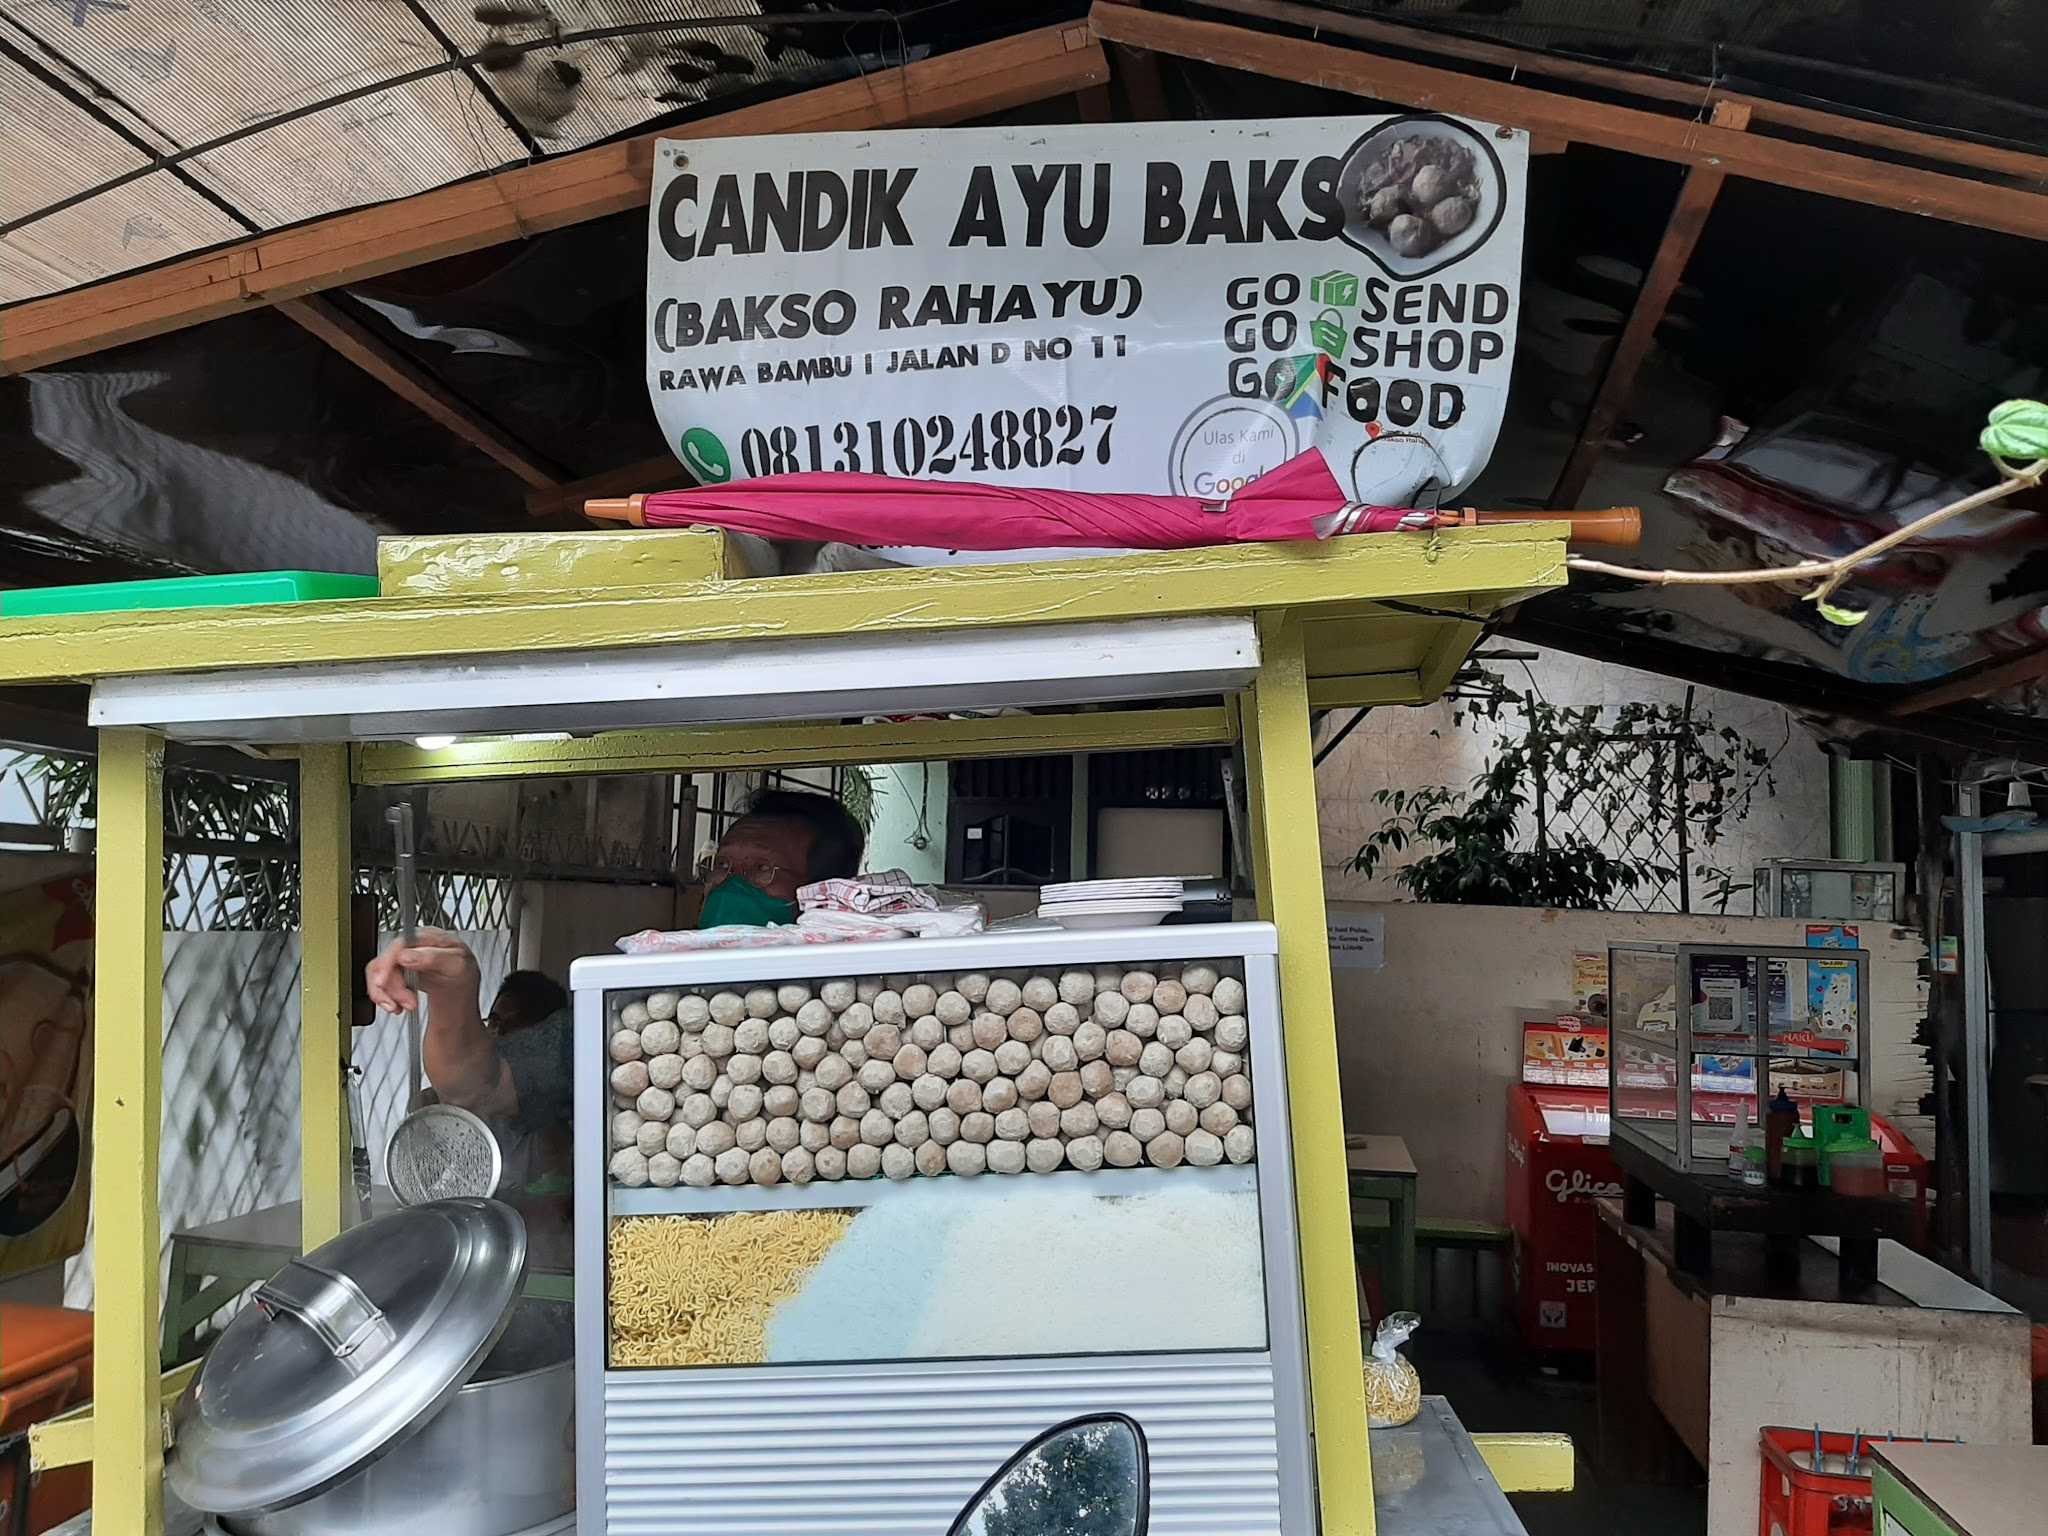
left=585, top=451, right=1426, bottom=550
left=584, top=452, right=1642, bottom=552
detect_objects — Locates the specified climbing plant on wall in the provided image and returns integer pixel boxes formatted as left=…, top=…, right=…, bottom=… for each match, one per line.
left=1348, top=674, right=1782, bottom=911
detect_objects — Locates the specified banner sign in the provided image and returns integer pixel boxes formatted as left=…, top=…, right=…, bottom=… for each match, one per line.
left=647, top=117, right=1527, bottom=505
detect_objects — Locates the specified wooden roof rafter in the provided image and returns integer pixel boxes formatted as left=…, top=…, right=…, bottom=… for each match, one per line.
left=276, top=296, right=569, bottom=491
left=1086, top=5, right=2048, bottom=239
left=1181, top=0, right=2048, bottom=189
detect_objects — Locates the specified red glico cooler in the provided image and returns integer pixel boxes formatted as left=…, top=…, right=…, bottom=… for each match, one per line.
left=1506, top=1079, right=1615, bottom=1353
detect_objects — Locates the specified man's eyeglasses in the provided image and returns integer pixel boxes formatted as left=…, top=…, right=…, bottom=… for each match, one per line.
left=704, top=855, right=785, bottom=888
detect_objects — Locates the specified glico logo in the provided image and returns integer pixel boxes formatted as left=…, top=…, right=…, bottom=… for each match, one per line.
left=1544, top=1168, right=1623, bottom=1204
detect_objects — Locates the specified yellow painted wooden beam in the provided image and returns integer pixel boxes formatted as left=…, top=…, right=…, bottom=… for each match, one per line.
left=1306, top=672, right=1423, bottom=710
left=0, top=526, right=1564, bottom=687
left=355, top=706, right=1237, bottom=785
left=376, top=527, right=746, bottom=598
left=299, top=744, right=352, bottom=1248
left=92, top=727, right=166, bottom=1535
left=1247, top=614, right=1373, bottom=1536
left=1417, top=616, right=1487, bottom=702
left=1471, top=1432, right=1577, bottom=1493
left=29, top=1362, right=202, bottom=1473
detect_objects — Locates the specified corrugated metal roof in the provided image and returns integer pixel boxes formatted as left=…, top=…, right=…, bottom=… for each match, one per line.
left=0, top=0, right=832, bottom=303
left=0, top=50, right=246, bottom=300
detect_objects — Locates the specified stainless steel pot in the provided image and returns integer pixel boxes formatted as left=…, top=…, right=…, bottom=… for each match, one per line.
left=225, top=1300, right=575, bottom=1536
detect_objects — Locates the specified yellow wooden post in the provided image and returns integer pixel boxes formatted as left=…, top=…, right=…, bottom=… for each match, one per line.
left=299, top=744, right=352, bottom=1249
left=1245, top=613, right=1373, bottom=1536
left=93, top=726, right=166, bottom=1535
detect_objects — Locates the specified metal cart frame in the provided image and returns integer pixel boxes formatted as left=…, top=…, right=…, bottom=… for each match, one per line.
left=5, top=520, right=1568, bottom=1535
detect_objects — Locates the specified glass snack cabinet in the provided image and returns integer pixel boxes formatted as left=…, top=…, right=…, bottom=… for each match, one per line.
left=1607, top=941, right=1868, bottom=1174
left=1752, top=859, right=1904, bottom=923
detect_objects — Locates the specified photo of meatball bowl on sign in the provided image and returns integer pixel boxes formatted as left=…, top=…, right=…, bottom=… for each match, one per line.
left=1336, top=113, right=1508, bottom=279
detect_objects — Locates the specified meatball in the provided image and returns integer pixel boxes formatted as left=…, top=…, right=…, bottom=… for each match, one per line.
left=1409, top=164, right=1455, bottom=208
left=1365, top=185, right=1406, bottom=228
left=1429, top=195, right=1476, bottom=237
left=1388, top=214, right=1438, bottom=259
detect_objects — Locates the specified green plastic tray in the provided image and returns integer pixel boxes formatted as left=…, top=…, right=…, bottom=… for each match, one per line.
left=1, top=571, right=379, bottom=618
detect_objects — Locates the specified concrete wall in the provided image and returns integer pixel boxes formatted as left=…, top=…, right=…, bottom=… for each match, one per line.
left=865, top=761, right=949, bottom=882
left=1316, top=645, right=1832, bottom=904
left=1331, top=901, right=1930, bottom=1222
left=521, top=880, right=680, bottom=980
left=1698, top=1297, right=2031, bottom=1536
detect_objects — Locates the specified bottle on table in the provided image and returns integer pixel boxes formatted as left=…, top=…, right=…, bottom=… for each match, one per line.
left=1765, top=1088, right=1799, bottom=1183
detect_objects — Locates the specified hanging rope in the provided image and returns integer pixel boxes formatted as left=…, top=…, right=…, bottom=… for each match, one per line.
left=1565, top=398, right=2048, bottom=626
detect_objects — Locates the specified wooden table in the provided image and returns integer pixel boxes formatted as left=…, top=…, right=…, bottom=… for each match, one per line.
left=1347, top=1133, right=1418, bottom=1317
left=1871, top=1443, right=2048, bottom=1536
left=1613, top=1130, right=1917, bottom=1293
left=1594, top=1198, right=2032, bottom=1536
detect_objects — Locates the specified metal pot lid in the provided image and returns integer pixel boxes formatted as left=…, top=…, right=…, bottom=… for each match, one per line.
left=167, top=1197, right=526, bottom=1516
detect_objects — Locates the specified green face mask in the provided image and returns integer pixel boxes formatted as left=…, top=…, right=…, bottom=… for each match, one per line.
left=699, top=874, right=798, bottom=929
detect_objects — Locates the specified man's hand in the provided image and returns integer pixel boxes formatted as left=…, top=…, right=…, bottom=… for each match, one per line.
left=366, top=927, right=512, bottom=1118
left=365, top=927, right=481, bottom=1016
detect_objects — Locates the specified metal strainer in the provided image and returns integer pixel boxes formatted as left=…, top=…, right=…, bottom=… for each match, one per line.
left=386, top=1102, right=504, bottom=1206
left=380, top=801, right=503, bottom=1206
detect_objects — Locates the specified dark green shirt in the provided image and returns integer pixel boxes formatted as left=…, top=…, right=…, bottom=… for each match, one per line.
left=496, top=1004, right=574, bottom=1136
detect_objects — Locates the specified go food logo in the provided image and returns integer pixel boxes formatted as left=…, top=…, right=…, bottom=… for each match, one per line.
left=678, top=427, right=732, bottom=483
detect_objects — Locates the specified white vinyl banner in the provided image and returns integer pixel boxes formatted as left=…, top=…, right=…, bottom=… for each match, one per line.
left=647, top=117, right=1526, bottom=504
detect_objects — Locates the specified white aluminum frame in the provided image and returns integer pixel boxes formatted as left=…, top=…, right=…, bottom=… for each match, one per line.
left=572, top=922, right=1315, bottom=1536
left=89, top=616, right=1258, bottom=744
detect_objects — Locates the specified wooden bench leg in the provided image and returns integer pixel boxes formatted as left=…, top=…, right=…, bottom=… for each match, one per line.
left=1673, top=1210, right=1712, bottom=1277
left=1624, top=1173, right=1656, bottom=1227
left=1390, top=1186, right=1418, bottom=1314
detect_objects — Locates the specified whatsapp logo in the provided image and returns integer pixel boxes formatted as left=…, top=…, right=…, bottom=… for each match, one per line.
left=678, top=427, right=732, bottom=484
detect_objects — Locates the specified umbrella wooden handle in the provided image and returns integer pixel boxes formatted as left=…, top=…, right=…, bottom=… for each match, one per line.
left=585, top=495, right=649, bottom=526
left=1460, top=507, right=1642, bottom=547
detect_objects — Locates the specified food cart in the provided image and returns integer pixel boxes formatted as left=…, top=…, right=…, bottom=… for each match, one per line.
left=10, top=516, right=1575, bottom=1535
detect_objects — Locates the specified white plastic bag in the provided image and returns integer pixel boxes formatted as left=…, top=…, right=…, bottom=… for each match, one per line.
left=1362, top=1311, right=1423, bottom=1428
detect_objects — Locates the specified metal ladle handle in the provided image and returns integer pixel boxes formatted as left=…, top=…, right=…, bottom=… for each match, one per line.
left=386, top=804, right=424, bottom=1112
left=387, top=803, right=419, bottom=947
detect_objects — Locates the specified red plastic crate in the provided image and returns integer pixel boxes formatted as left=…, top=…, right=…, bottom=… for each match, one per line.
left=1758, top=1427, right=1946, bottom=1536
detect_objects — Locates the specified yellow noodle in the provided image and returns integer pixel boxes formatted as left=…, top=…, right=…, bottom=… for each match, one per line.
left=608, top=1209, right=852, bottom=1367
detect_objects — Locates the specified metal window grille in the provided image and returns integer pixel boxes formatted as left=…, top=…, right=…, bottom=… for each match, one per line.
left=686, top=766, right=850, bottom=876
left=355, top=865, right=517, bottom=933
left=7, top=752, right=559, bottom=932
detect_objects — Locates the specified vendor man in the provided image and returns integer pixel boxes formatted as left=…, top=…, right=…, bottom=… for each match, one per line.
left=363, top=788, right=865, bottom=1215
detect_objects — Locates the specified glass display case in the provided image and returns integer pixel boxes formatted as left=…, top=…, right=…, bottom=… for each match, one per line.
left=1608, top=941, right=1867, bottom=1174
left=1752, top=859, right=1904, bottom=923
left=573, top=922, right=1314, bottom=1536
